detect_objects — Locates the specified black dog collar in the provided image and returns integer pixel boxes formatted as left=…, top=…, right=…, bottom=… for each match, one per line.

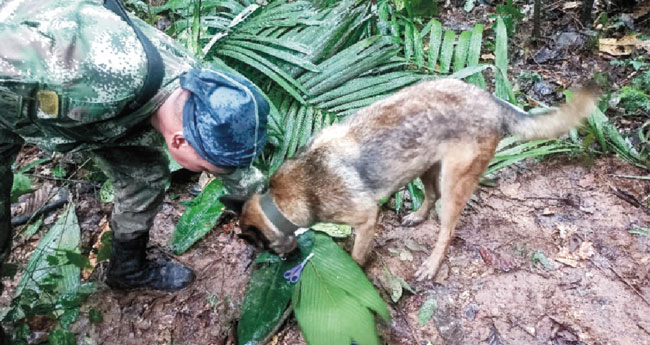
left=259, top=192, right=300, bottom=236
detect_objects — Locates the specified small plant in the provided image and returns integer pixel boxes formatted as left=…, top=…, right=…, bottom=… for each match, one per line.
left=4, top=203, right=96, bottom=344
left=618, top=86, right=650, bottom=114
left=491, top=0, right=524, bottom=37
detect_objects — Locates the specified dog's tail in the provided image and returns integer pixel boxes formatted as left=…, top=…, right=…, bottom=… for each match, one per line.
left=499, top=84, right=600, bottom=141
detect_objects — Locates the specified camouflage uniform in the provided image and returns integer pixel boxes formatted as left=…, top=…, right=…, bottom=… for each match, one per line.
left=0, top=0, right=262, bottom=265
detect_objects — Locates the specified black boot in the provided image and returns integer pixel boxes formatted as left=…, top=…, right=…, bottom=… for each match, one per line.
left=106, top=233, right=195, bottom=291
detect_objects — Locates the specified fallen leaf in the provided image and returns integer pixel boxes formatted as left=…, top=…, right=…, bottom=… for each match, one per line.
left=383, top=268, right=403, bottom=303
left=479, top=248, right=516, bottom=272
left=632, top=0, right=650, bottom=19
left=399, top=249, right=414, bottom=262
left=599, top=35, right=650, bottom=56
left=405, top=238, right=427, bottom=252
left=563, top=1, right=581, bottom=9
left=556, top=223, right=578, bottom=240
left=481, top=53, right=495, bottom=60
left=82, top=216, right=111, bottom=280
left=418, top=295, right=436, bottom=327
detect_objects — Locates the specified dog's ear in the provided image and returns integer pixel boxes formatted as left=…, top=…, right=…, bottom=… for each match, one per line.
left=219, top=195, right=245, bottom=215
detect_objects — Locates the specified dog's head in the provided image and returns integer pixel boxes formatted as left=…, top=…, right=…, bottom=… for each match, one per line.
left=239, top=194, right=298, bottom=255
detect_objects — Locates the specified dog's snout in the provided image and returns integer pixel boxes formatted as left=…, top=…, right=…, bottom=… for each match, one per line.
left=270, top=235, right=297, bottom=255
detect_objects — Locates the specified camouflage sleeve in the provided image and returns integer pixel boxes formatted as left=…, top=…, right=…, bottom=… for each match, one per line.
left=219, top=166, right=267, bottom=201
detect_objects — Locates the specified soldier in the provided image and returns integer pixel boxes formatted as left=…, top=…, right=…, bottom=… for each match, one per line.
left=0, top=0, right=269, bottom=337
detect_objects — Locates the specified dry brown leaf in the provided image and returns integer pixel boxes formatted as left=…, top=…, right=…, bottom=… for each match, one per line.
left=563, top=1, right=581, bottom=9
left=481, top=53, right=495, bottom=60
left=82, top=216, right=111, bottom=280
left=599, top=35, right=650, bottom=56
left=556, top=223, right=578, bottom=240
left=11, top=183, right=54, bottom=218
left=632, top=0, right=650, bottom=19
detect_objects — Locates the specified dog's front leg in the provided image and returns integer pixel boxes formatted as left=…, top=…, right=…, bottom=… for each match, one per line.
left=351, top=211, right=379, bottom=266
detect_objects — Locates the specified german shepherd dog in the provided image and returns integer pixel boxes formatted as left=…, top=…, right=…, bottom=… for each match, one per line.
left=239, top=79, right=598, bottom=280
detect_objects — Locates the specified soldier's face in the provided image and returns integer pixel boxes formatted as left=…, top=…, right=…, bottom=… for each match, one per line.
left=168, top=138, right=226, bottom=175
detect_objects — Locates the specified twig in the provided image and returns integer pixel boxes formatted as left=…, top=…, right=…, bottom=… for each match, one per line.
left=589, top=258, right=650, bottom=307
left=609, top=184, right=644, bottom=209
left=259, top=307, right=294, bottom=345
left=608, top=174, right=650, bottom=180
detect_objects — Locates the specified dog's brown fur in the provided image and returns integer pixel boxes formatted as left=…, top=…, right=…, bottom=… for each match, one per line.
left=240, top=78, right=599, bottom=280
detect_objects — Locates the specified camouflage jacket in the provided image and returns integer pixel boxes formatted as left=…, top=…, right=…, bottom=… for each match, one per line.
left=0, top=0, right=201, bottom=152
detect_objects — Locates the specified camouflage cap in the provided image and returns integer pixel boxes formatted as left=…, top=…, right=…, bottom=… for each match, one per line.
left=180, top=69, right=269, bottom=167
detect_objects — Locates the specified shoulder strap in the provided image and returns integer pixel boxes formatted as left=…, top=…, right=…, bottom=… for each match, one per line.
left=103, top=0, right=164, bottom=112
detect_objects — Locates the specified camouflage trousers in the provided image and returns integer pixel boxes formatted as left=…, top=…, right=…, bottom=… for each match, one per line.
left=0, top=129, right=170, bottom=271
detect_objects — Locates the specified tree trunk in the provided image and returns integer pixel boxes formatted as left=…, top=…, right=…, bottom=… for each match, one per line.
left=533, top=0, right=541, bottom=39
left=581, top=0, right=595, bottom=27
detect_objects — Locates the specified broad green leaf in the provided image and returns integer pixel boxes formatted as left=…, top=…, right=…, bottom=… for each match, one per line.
left=418, top=294, right=436, bottom=326
left=427, top=19, right=442, bottom=71
left=310, top=223, right=352, bottom=238
left=238, top=233, right=314, bottom=345
left=438, top=30, right=456, bottom=74
left=293, top=232, right=389, bottom=345
left=170, top=179, right=227, bottom=254
left=16, top=202, right=80, bottom=299
left=11, top=172, right=31, bottom=203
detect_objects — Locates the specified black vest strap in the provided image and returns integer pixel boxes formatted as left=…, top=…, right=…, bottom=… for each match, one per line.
left=103, top=0, right=164, bottom=112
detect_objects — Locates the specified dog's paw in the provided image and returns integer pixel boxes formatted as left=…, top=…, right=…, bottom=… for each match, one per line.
left=415, top=260, right=441, bottom=281
left=401, top=213, right=425, bottom=227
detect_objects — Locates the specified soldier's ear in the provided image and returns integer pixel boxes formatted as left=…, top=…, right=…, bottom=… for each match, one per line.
left=170, top=131, right=187, bottom=150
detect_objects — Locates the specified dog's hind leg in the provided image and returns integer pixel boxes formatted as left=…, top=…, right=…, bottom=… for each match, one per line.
left=402, top=162, right=442, bottom=226
left=416, top=139, right=497, bottom=281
